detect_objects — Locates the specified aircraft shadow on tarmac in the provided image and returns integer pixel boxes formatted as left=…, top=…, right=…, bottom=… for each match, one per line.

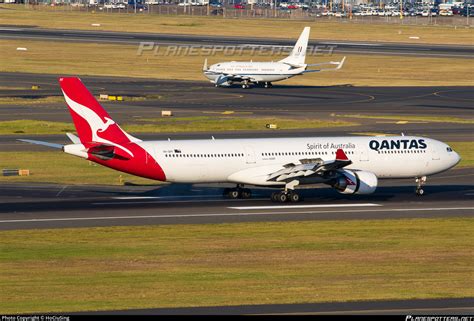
left=219, top=84, right=354, bottom=90
left=105, top=183, right=473, bottom=203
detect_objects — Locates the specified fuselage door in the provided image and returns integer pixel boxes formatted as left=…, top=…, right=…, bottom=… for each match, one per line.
left=359, top=146, right=369, bottom=162
left=244, top=146, right=256, bottom=164
left=432, top=145, right=440, bottom=161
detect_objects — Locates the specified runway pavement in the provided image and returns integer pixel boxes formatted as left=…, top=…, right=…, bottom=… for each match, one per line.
left=0, top=167, right=472, bottom=231
left=1, top=26, right=473, bottom=58
left=82, top=297, right=474, bottom=315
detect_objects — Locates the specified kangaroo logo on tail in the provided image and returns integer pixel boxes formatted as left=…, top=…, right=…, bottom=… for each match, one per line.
left=60, top=78, right=139, bottom=157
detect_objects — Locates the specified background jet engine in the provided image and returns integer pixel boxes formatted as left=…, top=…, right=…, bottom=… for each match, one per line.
left=332, top=169, right=378, bottom=195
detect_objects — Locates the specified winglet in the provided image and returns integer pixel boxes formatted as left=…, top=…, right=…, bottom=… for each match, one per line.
left=336, top=56, right=346, bottom=70
left=336, top=149, right=349, bottom=161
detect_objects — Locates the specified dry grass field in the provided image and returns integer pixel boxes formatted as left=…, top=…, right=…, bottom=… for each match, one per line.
left=1, top=39, right=474, bottom=86
left=1, top=5, right=473, bottom=45
left=1, top=218, right=472, bottom=313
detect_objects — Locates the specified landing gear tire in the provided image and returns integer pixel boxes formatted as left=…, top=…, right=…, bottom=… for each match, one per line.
left=228, top=189, right=240, bottom=199
left=241, top=188, right=252, bottom=199
left=288, top=191, right=301, bottom=203
left=264, top=82, right=272, bottom=88
left=224, top=186, right=252, bottom=199
left=271, top=191, right=280, bottom=202
left=277, top=192, right=288, bottom=203
left=416, top=188, right=424, bottom=196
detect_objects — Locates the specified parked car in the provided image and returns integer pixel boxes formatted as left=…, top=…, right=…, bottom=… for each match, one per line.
left=233, top=3, right=244, bottom=9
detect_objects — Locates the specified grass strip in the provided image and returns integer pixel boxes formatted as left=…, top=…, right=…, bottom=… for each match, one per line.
left=338, top=114, right=474, bottom=124
left=1, top=39, right=474, bottom=86
left=0, top=117, right=358, bottom=135
left=1, top=5, right=473, bottom=45
left=0, top=218, right=472, bottom=313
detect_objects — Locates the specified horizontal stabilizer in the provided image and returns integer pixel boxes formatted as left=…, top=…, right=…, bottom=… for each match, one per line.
left=305, top=56, right=346, bottom=73
left=66, top=133, right=81, bottom=144
left=18, top=139, right=63, bottom=149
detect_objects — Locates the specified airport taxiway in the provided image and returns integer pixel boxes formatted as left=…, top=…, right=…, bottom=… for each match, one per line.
left=1, top=26, right=473, bottom=58
left=0, top=72, right=473, bottom=153
left=0, top=167, right=472, bottom=231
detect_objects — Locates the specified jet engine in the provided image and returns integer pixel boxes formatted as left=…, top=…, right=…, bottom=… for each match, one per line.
left=332, top=170, right=378, bottom=195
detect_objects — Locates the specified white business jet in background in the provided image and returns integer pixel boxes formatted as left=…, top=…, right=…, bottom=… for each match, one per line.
left=203, top=27, right=346, bottom=88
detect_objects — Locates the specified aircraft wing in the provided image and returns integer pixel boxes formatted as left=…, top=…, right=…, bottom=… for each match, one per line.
left=214, top=73, right=254, bottom=86
left=304, top=56, right=346, bottom=73
left=266, top=149, right=352, bottom=182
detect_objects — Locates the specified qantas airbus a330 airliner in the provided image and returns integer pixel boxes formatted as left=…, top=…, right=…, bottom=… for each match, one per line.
left=21, top=77, right=461, bottom=202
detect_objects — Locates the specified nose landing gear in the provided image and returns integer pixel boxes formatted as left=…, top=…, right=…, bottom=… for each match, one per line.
left=415, top=176, right=426, bottom=196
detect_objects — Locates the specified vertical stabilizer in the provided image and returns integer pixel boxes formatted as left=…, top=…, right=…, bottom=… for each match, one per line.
left=58, top=77, right=141, bottom=146
left=279, top=27, right=310, bottom=67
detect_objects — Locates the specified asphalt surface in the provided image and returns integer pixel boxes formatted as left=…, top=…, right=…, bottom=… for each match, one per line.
left=81, top=298, right=474, bottom=315
left=1, top=167, right=472, bottom=231
left=1, top=26, right=473, bottom=58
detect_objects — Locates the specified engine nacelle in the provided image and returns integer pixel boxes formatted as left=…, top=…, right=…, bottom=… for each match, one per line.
left=333, top=170, right=378, bottom=195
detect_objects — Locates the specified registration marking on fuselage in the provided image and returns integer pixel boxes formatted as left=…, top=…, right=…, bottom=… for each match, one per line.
left=229, top=203, right=382, bottom=210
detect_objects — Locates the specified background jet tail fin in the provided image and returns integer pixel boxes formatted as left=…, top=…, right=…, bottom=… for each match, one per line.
left=279, top=27, right=310, bottom=67
left=58, top=77, right=141, bottom=145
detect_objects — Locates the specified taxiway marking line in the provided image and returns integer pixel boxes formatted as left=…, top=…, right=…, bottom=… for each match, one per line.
left=229, top=203, right=381, bottom=210
left=113, top=195, right=224, bottom=200
left=0, top=207, right=472, bottom=224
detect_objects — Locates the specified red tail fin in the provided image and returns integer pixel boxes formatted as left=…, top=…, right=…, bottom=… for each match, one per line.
left=59, top=77, right=139, bottom=145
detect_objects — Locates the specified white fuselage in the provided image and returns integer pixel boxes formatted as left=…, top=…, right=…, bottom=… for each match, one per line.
left=135, top=136, right=460, bottom=185
left=204, top=61, right=305, bottom=84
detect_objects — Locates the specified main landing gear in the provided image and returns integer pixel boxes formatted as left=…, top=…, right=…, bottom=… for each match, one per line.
left=223, top=185, right=252, bottom=199
left=415, top=176, right=426, bottom=196
left=271, top=190, right=302, bottom=203
left=241, top=80, right=250, bottom=89
left=264, top=82, right=272, bottom=88
left=271, top=180, right=302, bottom=203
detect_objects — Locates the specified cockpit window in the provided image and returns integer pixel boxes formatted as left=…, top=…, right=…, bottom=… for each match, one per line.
left=446, top=147, right=453, bottom=152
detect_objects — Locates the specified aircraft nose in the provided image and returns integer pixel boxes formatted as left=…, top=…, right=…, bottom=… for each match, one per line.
left=454, top=151, right=461, bottom=166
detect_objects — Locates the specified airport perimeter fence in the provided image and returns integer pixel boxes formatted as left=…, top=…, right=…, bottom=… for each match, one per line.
left=14, top=4, right=474, bottom=26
